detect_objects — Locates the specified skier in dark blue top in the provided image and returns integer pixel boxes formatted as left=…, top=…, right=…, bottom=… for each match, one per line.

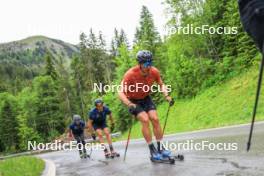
left=87, top=99, right=120, bottom=158
left=68, top=114, right=89, bottom=158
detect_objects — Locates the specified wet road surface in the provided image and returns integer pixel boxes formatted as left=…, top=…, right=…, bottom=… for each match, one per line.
left=39, top=122, right=264, bottom=176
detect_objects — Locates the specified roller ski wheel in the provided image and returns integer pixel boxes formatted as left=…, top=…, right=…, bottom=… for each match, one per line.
left=110, top=152, right=120, bottom=158
left=174, top=154, right=184, bottom=161
left=83, top=153, right=90, bottom=159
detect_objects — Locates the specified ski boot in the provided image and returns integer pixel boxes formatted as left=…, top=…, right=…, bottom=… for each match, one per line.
left=149, top=145, right=162, bottom=161
left=150, top=144, right=175, bottom=164
left=105, top=152, right=111, bottom=158
left=79, top=151, right=84, bottom=159
left=83, top=152, right=90, bottom=158
left=150, top=150, right=175, bottom=164
left=109, top=144, right=120, bottom=158
left=104, top=148, right=111, bottom=159
left=159, top=149, right=172, bottom=158
left=158, top=145, right=184, bottom=161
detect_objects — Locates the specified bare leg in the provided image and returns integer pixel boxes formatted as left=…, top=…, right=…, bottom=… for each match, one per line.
left=96, top=129, right=104, bottom=144
left=148, top=110, right=163, bottom=141
left=96, top=129, right=108, bottom=154
left=103, top=127, right=112, bottom=145
left=137, top=111, right=152, bottom=143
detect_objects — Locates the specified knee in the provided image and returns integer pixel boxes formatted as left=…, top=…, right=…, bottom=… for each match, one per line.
left=140, top=116, right=150, bottom=126
left=151, top=117, right=160, bottom=127
left=97, top=132, right=103, bottom=139
left=98, top=134, right=103, bottom=139
left=105, top=131, right=110, bottom=137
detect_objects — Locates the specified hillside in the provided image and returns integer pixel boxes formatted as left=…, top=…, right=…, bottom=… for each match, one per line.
left=0, top=36, right=79, bottom=92
left=0, top=35, right=79, bottom=64
left=121, top=64, right=264, bottom=139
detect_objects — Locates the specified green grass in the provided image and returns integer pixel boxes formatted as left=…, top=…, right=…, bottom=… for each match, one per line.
left=0, top=156, right=45, bottom=176
left=121, top=64, right=264, bottom=139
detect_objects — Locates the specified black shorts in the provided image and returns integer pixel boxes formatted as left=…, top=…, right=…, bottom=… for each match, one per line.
left=129, top=96, right=156, bottom=116
left=93, top=122, right=107, bottom=131
left=74, top=133, right=85, bottom=142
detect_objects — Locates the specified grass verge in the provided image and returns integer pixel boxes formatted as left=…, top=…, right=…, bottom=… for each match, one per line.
left=0, top=156, right=45, bottom=176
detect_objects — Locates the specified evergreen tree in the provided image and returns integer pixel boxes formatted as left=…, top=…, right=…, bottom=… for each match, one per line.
left=71, top=55, right=86, bottom=118
left=87, top=29, right=98, bottom=49
left=33, top=76, right=65, bottom=140
left=0, top=93, right=19, bottom=152
left=111, top=28, right=129, bottom=57
left=134, top=6, right=160, bottom=53
left=44, top=53, right=58, bottom=80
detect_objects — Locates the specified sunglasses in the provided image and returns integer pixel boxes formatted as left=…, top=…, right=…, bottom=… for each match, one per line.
left=143, top=61, right=152, bottom=68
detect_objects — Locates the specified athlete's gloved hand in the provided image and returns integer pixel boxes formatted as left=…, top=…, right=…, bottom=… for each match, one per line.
left=91, top=133, right=96, bottom=140
left=169, top=98, right=175, bottom=106
left=166, top=96, right=174, bottom=106
left=128, top=103, right=138, bottom=114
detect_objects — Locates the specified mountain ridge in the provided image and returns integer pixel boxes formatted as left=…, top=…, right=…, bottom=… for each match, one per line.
left=0, top=35, right=79, bottom=62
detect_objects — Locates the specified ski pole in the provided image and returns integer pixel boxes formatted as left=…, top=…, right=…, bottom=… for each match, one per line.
left=162, top=100, right=174, bottom=135
left=123, top=118, right=134, bottom=162
left=88, top=133, right=96, bottom=157
left=247, top=45, right=264, bottom=151
left=89, top=145, right=93, bottom=158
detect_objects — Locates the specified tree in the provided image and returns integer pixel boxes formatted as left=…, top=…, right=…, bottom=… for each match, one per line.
left=44, top=53, right=58, bottom=80
left=111, top=28, right=129, bottom=57
left=32, top=76, right=65, bottom=140
left=134, top=6, right=160, bottom=53
left=70, top=55, right=86, bottom=118
left=0, top=93, right=19, bottom=152
left=78, top=30, right=115, bottom=90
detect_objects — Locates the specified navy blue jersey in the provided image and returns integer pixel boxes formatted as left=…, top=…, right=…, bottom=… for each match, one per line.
left=89, top=106, right=111, bottom=125
left=69, top=121, right=85, bottom=135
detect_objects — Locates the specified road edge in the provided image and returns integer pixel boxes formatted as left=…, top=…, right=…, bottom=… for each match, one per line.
left=41, top=159, right=56, bottom=176
left=117, top=121, right=264, bottom=143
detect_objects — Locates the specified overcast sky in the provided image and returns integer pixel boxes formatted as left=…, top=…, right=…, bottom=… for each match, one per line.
left=0, top=0, right=168, bottom=45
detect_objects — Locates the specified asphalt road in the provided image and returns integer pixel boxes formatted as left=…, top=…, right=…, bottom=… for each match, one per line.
left=38, top=122, right=264, bottom=176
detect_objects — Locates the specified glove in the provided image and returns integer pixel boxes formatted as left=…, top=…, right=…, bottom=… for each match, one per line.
left=128, top=103, right=138, bottom=114
left=169, top=98, right=175, bottom=106
left=91, top=133, right=96, bottom=140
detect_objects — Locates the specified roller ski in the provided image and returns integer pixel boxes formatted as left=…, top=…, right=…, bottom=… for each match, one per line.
left=104, top=148, right=112, bottom=159
left=159, top=149, right=184, bottom=161
left=105, top=152, right=111, bottom=159
left=79, top=152, right=90, bottom=159
left=149, top=144, right=175, bottom=164
left=149, top=151, right=175, bottom=164
left=110, top=151, right=120, bottom=158
left=150, top=156, right=175, bottom=164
